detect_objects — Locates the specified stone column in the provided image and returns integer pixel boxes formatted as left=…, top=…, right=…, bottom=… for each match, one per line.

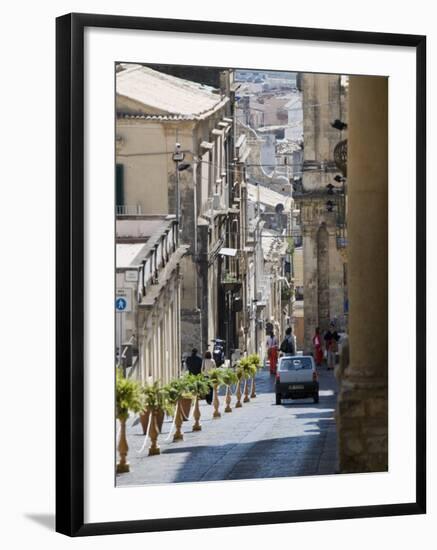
left=151, top=311, right=159, bottom=382
left=316, top=223, right=330, bottom=332
left=337, top=76, right=388, bottom=473
left=302, top=225, right=318, bottom=353
left=176, top=270, right=182, bottom=375
left=327, top=224, right=345, bottom=329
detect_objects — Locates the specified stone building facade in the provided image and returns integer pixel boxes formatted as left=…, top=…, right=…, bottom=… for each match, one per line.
left=295, top=73, right=348, bottom=352
left=116, top=216, right=187, bottom=384
left=115, top=64, right=236, bottom=357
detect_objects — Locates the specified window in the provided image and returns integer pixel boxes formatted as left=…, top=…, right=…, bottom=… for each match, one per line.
left=279, top=357, right=312, bottom=371
left=116, top=163, right=124, bottom=207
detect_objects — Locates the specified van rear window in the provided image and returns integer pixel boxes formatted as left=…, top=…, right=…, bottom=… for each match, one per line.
left=279, top=357, right=312, bottom=370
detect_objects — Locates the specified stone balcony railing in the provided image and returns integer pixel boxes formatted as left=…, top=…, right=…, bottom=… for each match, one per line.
left=140, top=220, right=179, bottom=294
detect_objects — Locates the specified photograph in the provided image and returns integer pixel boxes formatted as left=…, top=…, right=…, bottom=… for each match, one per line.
left=114, top=62, right=388, bottom=486
left=0, top=0, right=431, bottom=545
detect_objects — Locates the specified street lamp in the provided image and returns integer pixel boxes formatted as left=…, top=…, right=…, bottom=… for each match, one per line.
left=178, top=162, right=191, bottom=172
left=172, top=144, right=191, bottom=231
left=331, top=119, right=347, bottom=131
left=172, top=143, right=184, bottom=228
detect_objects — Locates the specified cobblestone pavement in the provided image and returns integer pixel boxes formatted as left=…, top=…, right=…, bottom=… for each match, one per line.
left=117, top=366, right=338, bottom=486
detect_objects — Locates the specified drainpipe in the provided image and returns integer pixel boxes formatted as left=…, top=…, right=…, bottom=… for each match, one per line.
left=193, top=158, right=198, bottom=314
left=254, top=223, right=258, bottom=356
left=136, top=276, right=140, bottom=381
left=193, top=161, right=204, bottom=355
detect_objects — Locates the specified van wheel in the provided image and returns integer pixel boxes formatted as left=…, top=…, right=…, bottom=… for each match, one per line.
left=276, top=393, right=281, bottom=405
left=313, top=393, right=319, bottom=404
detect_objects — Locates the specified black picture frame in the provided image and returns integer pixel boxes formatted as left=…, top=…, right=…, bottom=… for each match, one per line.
left=56, top=12, right=426, bottom=537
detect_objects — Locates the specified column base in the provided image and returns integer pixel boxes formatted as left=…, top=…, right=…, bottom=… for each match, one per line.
left=337, top=374, right=388, bottom=473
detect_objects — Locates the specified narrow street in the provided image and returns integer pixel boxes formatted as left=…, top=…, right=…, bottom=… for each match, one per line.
left=118, top=366, right=338, bottom=487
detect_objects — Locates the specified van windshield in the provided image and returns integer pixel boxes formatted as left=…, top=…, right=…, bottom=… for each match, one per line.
left=279, top=357, right=313, bottom=371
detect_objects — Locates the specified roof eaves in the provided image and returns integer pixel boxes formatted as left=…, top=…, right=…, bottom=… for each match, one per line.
left=117, top=113, right=196, bottom=121
left=192, top=96, right=229, bottom=121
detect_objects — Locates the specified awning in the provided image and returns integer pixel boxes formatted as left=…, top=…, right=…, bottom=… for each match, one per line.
left=219, top=247, right=238, bottom=257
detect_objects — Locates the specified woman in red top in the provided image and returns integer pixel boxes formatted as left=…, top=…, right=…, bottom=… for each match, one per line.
left=266, top=331, right=279, bottom=374
left=312, top=327, right=323, bottom=366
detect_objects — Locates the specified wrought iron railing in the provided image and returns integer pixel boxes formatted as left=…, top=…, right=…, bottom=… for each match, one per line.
left=116, top=204, right=143, bottom=216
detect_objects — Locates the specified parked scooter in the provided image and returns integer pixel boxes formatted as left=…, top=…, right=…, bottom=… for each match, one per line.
left=211, top=338, right=226, bottom=367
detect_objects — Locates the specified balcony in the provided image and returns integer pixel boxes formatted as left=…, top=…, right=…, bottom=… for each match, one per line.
left=116, top=204, right=143, bottom=216
left=221, top=271, right=242, bottom=292
left=281, top=286, right=293, bottom=303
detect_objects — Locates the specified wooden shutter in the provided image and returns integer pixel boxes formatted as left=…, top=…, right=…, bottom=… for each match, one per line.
left=116, top=164, right=124, bottom=207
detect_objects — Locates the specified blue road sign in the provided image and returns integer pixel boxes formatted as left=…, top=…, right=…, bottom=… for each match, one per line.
left=115, top=297, right=127, bottom=311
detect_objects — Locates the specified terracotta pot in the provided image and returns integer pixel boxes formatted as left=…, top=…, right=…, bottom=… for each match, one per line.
left=139, top=408, right=164, bottom=434
left=179, top=397, right=193, bottom=421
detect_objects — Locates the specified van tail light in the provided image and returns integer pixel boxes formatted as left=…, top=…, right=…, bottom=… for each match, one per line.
left=312, top=371, right=318, bottom=382
left=275, top=373, right=280, bottom=382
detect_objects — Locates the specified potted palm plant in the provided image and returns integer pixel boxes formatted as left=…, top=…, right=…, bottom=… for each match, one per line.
left=164, top=378, right=194, bottom=441
left=139, top=382, right=169, bottom=435
left=115, top=369, right=143, bottom=473
left=247, top=353, right=261, bottom=369
left=235, top=363, right=244, bottom=408
left=185, top=373, right=211, bottom=431
left=220, top=367, right=239, bottom=412
left=178, top=373, right=195, bottom=421
left=247, top=353, right=261, bottom=398
left=208, top=367, right=225, bottom=418
left=238, top=357, right=254, bottom=403
left=142, top=382, right=173, bottom=455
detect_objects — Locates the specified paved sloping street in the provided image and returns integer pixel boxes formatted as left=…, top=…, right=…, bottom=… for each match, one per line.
left=117, top=366, right=338, bottom=486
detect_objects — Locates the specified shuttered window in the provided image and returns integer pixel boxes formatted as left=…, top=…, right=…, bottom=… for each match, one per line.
left=116, top=164, right=124, bottom=207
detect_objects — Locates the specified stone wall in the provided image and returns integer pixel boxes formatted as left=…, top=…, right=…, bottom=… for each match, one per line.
left=299, top=199, right=346, bottom=352
left=337, top=372, right=388, bottom=472
left=180, top=308, right=202, bottom=356
left=302, top=73, right=341, bottom=162
left=299, top=73, right=347, bottom=352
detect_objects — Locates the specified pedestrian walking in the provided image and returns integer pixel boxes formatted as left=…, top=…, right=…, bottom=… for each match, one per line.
left=266, top=331, right=279, bottom=375
left=186, top=348, right=202, bottom=375
left=324, top=323, right=339, bottom=370
left=312, top=327, right=324, bottom=367
left=201, top=351, right=216, bottom=404
left=280, top=326, right=296, bottom=356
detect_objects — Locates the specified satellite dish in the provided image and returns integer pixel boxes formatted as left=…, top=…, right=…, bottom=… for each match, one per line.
left=275, top=203, right=285, bottom=214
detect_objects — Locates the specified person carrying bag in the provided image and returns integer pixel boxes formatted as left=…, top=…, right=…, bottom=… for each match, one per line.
left=280, top=327, right=296, bottom=356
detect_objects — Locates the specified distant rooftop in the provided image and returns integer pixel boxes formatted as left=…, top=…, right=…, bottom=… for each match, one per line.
left=276, top=140, right=303, bottom=155
left=247, top=183, right=293, bottom=211
left=116, top=64, right=229, bottom=120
